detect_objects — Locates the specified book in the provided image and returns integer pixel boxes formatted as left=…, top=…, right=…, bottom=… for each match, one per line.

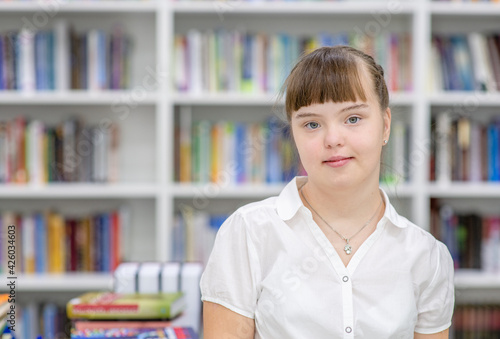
left=66, top=292, right=185, bottom=320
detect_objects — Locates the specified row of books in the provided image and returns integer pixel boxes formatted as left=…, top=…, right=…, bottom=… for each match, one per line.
left=174, top=29, right=412, bottom=94
left=452, top=304, right=500, bottom=338
left=171, top=206, right=228, bottom=265
left=431, top=200, right=500, bottom=272
left=430, top=113, right=500, bottom=182
left=175, top=113, right=303, bottom=184
left=429, top=33, right=500, bottom=92
left=0, top=21, right=131, bottom=91
left=0, top=116, right=120, bottom=184
left=0, top=207, right=128, bottom=274
left=7, top=302, right=67, bottom=339
left=380, top=121, right=411, bottom=184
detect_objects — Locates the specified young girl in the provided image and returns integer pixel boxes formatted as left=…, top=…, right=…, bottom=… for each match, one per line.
left=200, top=45, right=455, bottom=339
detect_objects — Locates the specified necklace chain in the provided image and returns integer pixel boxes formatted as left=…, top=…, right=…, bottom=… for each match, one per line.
left=299, top=184, right=383, bottom=255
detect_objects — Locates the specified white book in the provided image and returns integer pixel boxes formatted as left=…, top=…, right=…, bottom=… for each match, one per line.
left=22, top=214, right=35, bottom=273
left=28, top=120, right=44, bottom=185
left=170, top=262, right=203, bottom=333
left=429, top=39, right=443, bottom=92
left=467, top=33, right=488, bottom=92
left=54, top=19, right=70, bottom=91
left=436, top=112, right=452, bottom=185
left=187, top=29, right=202, bottom=94
left=19, top=28, right=36, bottom=92
left=113, top=261, right=140, bottom=293
left=174, top=34, right=187, bottom=92
left=138, top=262, right=162, bottom=294
left=87, top=29, right=99, bottom=91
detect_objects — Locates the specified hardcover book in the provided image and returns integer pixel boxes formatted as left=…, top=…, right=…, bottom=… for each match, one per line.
left=67, top=292, right=185, bottom=320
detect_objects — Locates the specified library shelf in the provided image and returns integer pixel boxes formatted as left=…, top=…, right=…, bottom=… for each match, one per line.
left=428, top=92, right=500, bottom=107
left=429, top=2, right=500, bottom=17
left=454, top=270, right=500, bottom=290
left=0, top=273, right=113, bottom=292
left=427, top=183, right=500, bottom=198
left=0, top=91, right=158, bottom=106
left=170, top=182, right=285, bottom=198
left=172, top=1, right=415, bottom=15
left=170, top=182, right=415, bottom=199
left=172, top=92, right=415, bottom=107
left=0, top=184, right=159, bottom=199
left=0, top=1, right=158, bottom=13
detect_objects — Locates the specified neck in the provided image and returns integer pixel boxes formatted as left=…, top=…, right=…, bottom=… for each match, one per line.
left=299, top=177, right=384, bottom=235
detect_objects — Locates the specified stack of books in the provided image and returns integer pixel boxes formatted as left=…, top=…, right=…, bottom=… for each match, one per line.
left=66, top=291, right=198, bottom=339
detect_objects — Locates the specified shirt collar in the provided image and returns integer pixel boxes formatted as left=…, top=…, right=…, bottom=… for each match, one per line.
left=275, top=176, right=408, bottom=229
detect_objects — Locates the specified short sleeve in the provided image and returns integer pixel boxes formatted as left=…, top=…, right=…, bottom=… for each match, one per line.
left=414, top=240, right=455, bottom=334
left=200, top=211, right=261, bottom=319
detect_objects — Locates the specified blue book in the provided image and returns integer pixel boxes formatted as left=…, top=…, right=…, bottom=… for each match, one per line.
left=449, top=35, right=475, bottom=91
left=266, top=117, right=283, bottom=183
left=101, top=213, right=111, bottom=272
left=43, top=303, right=58, bottom=339
left=34, top=212, right=47, bottom=273
left=487, top=123, right=500, bottom=181
left=35, top=31, right=43, bottom=90
left=235, top=122, right=246, bottom=184
left=47, top=31, right=55, bottom=90
left=97, top=30, right=108, bottom=90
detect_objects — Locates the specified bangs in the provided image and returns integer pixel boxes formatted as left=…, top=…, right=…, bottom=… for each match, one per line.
left=284, top=49, right=368, bottom=116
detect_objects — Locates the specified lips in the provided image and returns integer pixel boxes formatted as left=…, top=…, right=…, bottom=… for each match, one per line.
left=324, top=156, right=353, bottom=162
left=323, top=156, right=353, bottom=168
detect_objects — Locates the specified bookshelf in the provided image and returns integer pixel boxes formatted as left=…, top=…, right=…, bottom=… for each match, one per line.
left=1, top=0, right=500, bottom=335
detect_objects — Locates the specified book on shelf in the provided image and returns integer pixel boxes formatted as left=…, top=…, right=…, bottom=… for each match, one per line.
left=0, top=20, right=131, bottom=92
left=431, top=199, right=500, bottom=272
left=66, top=291, right=185, bottom=320
left=0, top=206, right=128, bottom=274
left=430, top=113, right=500, bottom=183
left=0, top=116, right=120, bottom=184
left=174, top=29, right=412, bottom=94
left=175, top=112, right=300, bottom=184
left=429, top=32, right=500, bottom=92
left=70, top=326, right=198, bottom=339
left=452, top=304, right=500, bottom=338
left=380, top=120, right=411, bottom=185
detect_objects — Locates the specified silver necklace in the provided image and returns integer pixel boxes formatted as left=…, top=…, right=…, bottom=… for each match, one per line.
left=299, top=185, right=383, bottom=255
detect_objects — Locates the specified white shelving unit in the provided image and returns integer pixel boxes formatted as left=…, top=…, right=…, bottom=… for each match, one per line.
left=1, top=0, right=499, bottom=303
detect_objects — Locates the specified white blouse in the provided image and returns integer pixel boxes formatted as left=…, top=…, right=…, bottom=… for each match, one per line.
left=200, top=176, right=455, bottom=339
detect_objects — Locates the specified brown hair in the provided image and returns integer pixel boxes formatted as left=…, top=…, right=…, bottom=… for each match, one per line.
left=276, top=45, right=389, bottom=122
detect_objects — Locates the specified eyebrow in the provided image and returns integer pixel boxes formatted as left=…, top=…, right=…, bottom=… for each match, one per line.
left=294, top=103, right=370, bottom=119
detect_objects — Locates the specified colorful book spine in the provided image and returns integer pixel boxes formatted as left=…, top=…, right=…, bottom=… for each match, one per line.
left=0, top=208, right=126, bottom=274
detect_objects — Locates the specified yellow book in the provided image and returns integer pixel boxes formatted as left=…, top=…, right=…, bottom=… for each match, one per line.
left=48, top=212, right=65, bottom=273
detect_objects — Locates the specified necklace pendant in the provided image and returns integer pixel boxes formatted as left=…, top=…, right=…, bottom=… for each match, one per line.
left=344, top=244, right=352, bottom=255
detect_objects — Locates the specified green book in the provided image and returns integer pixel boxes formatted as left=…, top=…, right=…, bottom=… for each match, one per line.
left=66, top=292, right=185, bottom=320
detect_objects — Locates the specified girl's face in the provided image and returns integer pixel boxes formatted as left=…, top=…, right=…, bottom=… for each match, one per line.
left=291, top=81, right=391, bottom=191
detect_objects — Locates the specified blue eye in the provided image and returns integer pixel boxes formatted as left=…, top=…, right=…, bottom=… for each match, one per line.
left=347, top=117, right=360, bottom=124
left=305, top=122, right=319, bottom=129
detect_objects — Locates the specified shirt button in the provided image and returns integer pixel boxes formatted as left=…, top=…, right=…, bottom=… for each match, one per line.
left=345, top=327, right=352, bottom=333
left=342, top=276, right=349, bottom=282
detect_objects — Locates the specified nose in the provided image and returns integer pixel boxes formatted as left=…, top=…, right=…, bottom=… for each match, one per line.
left=323, top=125, right=344, bottom=148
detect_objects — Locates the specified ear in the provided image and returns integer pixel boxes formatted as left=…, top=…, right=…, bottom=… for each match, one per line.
left=383, top=107, right=391, bottom=142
